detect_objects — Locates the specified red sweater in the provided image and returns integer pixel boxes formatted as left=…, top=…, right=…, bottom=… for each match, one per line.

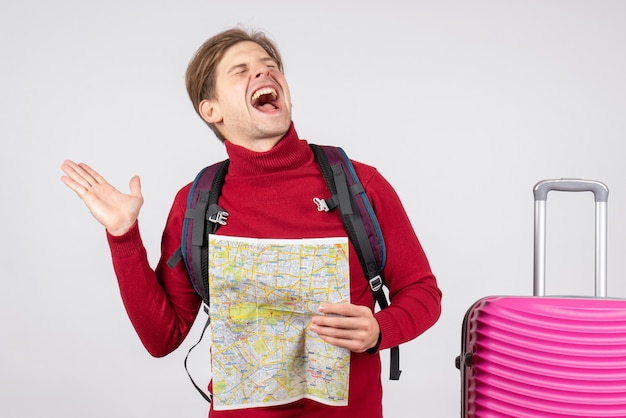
left=107, top=124, right=441, bottom=417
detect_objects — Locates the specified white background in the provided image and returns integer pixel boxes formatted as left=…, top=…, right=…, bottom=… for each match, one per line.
left=2, top=1, right=626, bottom=417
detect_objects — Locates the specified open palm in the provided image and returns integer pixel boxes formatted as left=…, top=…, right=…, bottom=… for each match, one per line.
left=61, top=161, right=144, bottom=236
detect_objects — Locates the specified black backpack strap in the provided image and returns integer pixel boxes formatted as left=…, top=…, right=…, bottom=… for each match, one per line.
left=167, top=160, right=229, bottom=304
left=166, top=247, right=183, bottom=269
left=194, top=160, right=229, bottom=303
left=167, top=160, right=230, bottom=403
left=184, top=305, right=213, bottom=403
left=310, top=144, right=401, bottom=380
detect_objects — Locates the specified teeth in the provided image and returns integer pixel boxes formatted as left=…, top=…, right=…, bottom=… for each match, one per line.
left=251, top=87, right=277, bottom=102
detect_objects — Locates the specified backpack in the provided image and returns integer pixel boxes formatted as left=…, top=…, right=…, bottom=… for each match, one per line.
left=167, top=144, right=401, bottom=402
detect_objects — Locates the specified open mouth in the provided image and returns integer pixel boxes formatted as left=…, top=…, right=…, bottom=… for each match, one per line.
left=251, top=87, right=279, bottom=112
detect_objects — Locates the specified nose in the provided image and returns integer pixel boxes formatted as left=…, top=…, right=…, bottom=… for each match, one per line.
left=253, top=62, right=271, bottom=79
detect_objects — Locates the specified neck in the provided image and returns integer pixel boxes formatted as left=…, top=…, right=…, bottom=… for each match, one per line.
left=224, top=123, right=311, bottom=177
left=234, top=135, right=283, bottom=152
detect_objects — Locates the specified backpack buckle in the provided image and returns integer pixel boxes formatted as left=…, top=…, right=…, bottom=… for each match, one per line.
left=369, top=275, right=383, bottom=292
left=208, top=210, right=229, bottom=226
left=313, top=197, right=330, bottom=212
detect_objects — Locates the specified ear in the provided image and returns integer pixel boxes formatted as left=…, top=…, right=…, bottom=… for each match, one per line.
left=198, top=99, right=223, bottom=124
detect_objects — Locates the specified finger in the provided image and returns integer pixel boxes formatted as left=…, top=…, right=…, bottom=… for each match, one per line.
left=319, top=302, right=364, bottom=318
left=61, top=160, right=97, bottom=190
left=129, top=175, right=143, bottom=200
left=312, top=320, right=358, bottom=337
left=61, top=162, right=91, bottom=197
left=60, top=173, right=86, bottom=197
left=311, top=325, right=367, bottom=352
left=312, top=319, right=379, bottom=353
left=312, top=313, right=360, bottom=331
left=78, top=162, right=107, bottom=185
left=317, top=334, right=354, bottom=351
left=60, top=160, right=82, bottom=182
left=60, top=160, right=76, bottom=176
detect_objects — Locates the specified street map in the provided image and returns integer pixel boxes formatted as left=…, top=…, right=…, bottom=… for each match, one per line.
left=208, top=235, right=350, bottom=410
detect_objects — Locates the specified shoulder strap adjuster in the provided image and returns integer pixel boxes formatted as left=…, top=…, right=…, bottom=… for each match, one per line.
left=369, top=275, right=383, bottom=292
left=207, top=203, right=229, bottom=226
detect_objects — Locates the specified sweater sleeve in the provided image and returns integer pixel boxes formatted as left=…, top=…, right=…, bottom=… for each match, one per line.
left=106, top=185, right=202, bottom=357
left=359, top=167, right=442, bottom=351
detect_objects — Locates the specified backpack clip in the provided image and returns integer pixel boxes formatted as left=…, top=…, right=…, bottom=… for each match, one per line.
left=313, top=197, right=330, bottom=212
left=369, top=275, right=383, bottom=292
left=207, top=203, right=229, bottom=226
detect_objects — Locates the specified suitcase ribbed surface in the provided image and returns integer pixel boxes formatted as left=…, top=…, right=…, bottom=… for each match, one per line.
left=465, top=296, right=626, bottom=417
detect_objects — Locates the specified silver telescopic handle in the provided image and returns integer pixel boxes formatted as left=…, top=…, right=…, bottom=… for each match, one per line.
left=533, top=179, right=609, bottom=297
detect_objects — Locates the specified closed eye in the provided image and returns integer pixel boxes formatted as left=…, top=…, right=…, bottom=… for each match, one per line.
left=229, top=64, right=248, bottom=76
left=227, top=58, right=280, bottom=77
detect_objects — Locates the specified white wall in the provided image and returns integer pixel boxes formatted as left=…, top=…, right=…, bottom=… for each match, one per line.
left=2, top=1, right=626, bottom=417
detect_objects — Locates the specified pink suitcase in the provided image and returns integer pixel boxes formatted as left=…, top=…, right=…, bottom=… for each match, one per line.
left=457, top=179, right=626, bottom=417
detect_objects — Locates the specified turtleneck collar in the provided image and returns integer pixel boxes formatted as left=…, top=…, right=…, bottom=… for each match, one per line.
left=224, top=123, right=312, bottom=177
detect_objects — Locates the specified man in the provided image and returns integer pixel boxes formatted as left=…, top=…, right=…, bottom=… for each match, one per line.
left=61, top=28, right=442, bottom=417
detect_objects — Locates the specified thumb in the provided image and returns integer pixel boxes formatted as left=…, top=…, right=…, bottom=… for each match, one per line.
left=129, top=175, right=143, bottom=200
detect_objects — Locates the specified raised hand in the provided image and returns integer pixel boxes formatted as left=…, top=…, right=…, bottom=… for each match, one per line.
left=61, top=160, right=144, bottom=236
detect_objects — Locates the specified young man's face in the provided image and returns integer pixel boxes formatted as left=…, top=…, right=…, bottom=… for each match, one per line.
left=200, top=41, right=293, bottom=151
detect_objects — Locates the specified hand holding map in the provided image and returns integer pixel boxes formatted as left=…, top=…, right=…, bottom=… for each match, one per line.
left=310, top=302, right=380, bottom=353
